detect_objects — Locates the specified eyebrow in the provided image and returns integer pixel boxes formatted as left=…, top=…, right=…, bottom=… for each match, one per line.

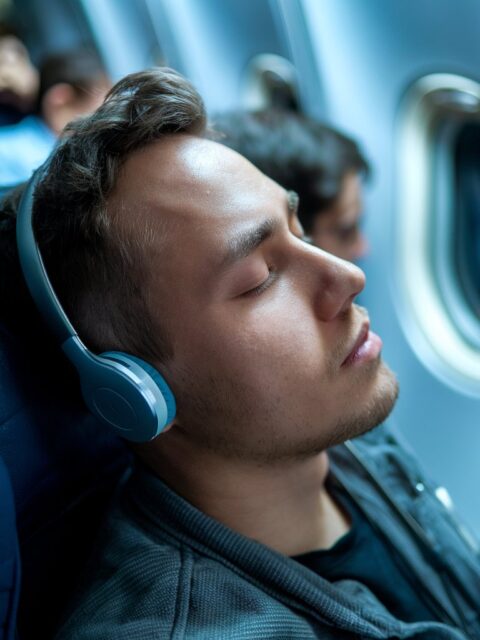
left=220, top=217, right=277, bottom=269
left=218, top=190, right=299, bottom=270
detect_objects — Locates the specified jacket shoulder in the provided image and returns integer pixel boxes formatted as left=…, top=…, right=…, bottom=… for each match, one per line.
left=54, top=505, right=193, bottom=640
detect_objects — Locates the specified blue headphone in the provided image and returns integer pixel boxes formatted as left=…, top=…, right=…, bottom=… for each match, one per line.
left=15, top=161, right=176, bottom=442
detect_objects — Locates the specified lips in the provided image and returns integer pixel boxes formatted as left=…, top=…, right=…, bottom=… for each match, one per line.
left=342, top=321, right=371, bottom=366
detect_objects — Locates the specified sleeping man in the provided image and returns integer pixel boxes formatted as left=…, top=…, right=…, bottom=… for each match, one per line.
left=6, top=68, right=479, bottom=639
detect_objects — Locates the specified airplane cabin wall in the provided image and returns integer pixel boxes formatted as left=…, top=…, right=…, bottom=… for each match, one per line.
left=301, top=0, right=480, bottom=532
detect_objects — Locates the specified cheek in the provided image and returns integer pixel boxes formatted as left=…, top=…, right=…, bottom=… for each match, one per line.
left=199, top=297, right=332, bottom=393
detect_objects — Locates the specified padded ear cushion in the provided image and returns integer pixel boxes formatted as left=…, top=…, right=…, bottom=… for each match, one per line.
left=111, top=352, right=177, bottom=425
left=96, top=351, right=176, bottom=442
left=74, top=349, right=176, bottom=443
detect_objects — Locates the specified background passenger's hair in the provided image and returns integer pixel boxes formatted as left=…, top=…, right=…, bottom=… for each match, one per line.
left=1, top=67, right=206, bottom=362
left=211, top=109, right=370, bottom=233
left=35, top=48, right=106, bottom=112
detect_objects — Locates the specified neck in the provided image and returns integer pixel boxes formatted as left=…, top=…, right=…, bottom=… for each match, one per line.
left=135, top=430, right=351, bottom=556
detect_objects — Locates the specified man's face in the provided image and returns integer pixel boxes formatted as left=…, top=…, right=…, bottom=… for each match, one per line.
left=311, top=172, right=368, bottom=262
left=112, top=136, right=397, bottom=463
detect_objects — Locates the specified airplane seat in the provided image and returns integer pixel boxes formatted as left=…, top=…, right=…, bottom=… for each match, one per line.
left=0, top=313, right=132, bottom=639
left=0, top=456, right=20, bottom=640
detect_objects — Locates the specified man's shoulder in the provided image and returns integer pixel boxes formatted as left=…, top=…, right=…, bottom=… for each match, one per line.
left=0, top=115, right=47, bottom=144
left=54, top=500, right=184, bottom=639
left=54, top=483, right=272, bottom=640
left=0, top=116, right=55, bottom=185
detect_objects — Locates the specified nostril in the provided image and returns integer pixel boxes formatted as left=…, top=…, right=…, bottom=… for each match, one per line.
left=340, top=292, right=359, bottom=314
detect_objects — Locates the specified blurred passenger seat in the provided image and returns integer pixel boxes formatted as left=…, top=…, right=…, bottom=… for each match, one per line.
left=0, top=313, right=131, bottom=639
left=0, top=455, right=20, bottom=640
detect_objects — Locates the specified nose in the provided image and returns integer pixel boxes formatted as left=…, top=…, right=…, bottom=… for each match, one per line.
left=298, top=243, right=366, bottom=322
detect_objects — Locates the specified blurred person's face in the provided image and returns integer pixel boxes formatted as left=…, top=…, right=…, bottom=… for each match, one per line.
left=74, top=76, right=112, bottom=115
left=110, top=136, right=398, bottom=463
left=43, top=74, right=111, bottom=135
left=310, top=172, right=368, bottom=262
left=0, top=35, right=39, bottom=111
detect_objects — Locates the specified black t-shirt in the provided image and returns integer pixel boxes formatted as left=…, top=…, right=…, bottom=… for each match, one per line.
left=292, top=482, right=439, bottom=624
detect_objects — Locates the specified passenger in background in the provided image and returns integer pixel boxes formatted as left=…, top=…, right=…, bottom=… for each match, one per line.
left=0, top=48, right=110, bottom=186
left=212, top=109, right=370, bottom=262
left=0, top=27, right=39, bottom=126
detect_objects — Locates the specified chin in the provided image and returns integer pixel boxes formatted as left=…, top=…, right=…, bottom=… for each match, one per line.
left=269, top=362, right=399, bottom=462
left=324, top=362, right=399, bottom=450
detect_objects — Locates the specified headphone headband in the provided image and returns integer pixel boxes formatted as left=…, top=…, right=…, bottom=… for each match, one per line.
left=15, top=158, right=176, bottom=442
left=16, top=161, right=78, bottom=346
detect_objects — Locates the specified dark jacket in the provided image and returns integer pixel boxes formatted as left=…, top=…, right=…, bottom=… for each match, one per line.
left=55, top=426, right=480, bottom=639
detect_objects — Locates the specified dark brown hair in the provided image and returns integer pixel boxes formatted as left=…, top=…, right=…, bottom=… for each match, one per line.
left=2, top=67, right=206, bottom=362
left=211, top=109, right=370, bottom=233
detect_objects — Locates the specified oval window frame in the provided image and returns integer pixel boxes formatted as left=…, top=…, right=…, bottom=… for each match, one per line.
left=397, top=73, right=480, bottom=396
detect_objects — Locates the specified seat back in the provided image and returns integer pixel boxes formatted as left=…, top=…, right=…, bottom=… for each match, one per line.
left=0, top=456, right=20, bottom=640
left=0, top=318, right=131, bottom=639
left=0, top=183, right=132, bottom=638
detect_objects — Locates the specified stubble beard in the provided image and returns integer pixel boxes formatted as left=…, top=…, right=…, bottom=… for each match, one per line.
left=320, top=361, right=399, bottom=452
left=180, top=359, right=399, bottom=465
left=253, top=361, right=399, bottom=464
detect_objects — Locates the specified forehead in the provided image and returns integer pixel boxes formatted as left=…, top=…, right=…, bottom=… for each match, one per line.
left=111, top=134, right=285, bottom=263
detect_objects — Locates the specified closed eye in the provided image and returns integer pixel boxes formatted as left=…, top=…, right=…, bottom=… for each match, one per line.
left=238, top=225, right=312, bottom=298
left=243, top=268, right=277, bottom=297
left=243, top=233, right=311, bottom=297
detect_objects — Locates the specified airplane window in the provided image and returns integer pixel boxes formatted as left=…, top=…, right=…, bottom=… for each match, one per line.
left=454, top=123, right=480, bottom=322
left=398, top=74, right=480, bottom=395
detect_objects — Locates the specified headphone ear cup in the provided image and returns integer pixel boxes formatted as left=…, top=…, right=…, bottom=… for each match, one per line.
left=105, top=352, right=177, bottom=425
left=76, top=350, right=176, bottom=443
left=16, top=164, right=177, bottom=443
